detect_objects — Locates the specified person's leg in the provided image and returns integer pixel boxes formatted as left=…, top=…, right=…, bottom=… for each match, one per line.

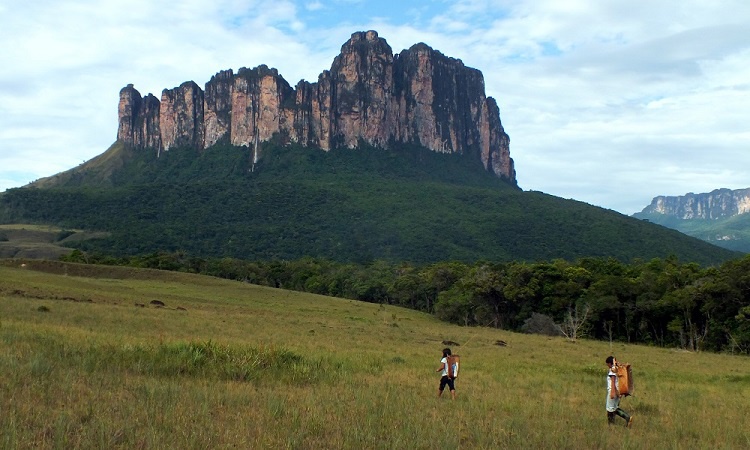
left=606, top=396, right=619, bottom=425
left=615, top=408, right=632, bottom=427
left=448, top=378, right=456, bottom=400
left=438, top=376, right=447, bottom=397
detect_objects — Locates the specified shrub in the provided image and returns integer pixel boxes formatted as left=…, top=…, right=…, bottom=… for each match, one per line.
left=522, top=313, right=561, bottom=336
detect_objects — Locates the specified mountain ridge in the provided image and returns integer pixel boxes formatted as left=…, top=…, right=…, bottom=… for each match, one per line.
left=116, top=30, right=516, bottom=184
left=636, top=187, right=750, bottom=220
left=634, top=187, right=750, bottom=252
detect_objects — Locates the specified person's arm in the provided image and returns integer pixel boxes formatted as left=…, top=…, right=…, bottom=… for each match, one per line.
left=609, top=375, right=617, bottom=399
left=436, top=362, right=445, bottom=373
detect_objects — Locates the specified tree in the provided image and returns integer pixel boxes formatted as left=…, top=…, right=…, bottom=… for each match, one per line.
left=465, top=263, right=508, bottom=328
left=419, top=262, right=468, bottom=312
left=388, top=270, right=431, bottom=311
left=434, top=287, right=475, bottom=326
left=557, top=303, right=591, bottom=342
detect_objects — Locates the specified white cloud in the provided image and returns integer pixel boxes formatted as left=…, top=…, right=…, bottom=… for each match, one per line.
left=1, top=0, right=749, bottom=216
left=305, top=1, right=324, bottom=11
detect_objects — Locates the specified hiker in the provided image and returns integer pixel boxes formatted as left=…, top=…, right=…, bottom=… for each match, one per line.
left=436, top=347, right=456, bottom=400
left=605, top=356, right=633, bottom=427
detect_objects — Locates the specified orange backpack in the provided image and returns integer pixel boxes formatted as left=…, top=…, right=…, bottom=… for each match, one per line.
left=615, top=363, right=634, bottom=396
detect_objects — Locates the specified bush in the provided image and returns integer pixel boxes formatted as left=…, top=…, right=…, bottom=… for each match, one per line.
left=521, top=313, right=561, bottom=336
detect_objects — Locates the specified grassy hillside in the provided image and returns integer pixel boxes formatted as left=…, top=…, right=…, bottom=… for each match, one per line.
left=28, top=141, right=138, bottom=189
left=0, top=141, right=739, bottom=265
left=1, top=261, right=749, bottom=448
left=0, top=224, right=110, bottom=259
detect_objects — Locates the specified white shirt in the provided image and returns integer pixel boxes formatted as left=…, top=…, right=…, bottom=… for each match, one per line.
left=607, top=368, right=619, bottom=396
left=440, top=357, right=449, bottom=377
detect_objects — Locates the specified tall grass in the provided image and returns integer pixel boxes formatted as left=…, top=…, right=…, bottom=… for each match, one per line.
left=1, top=262, right=749, bottom=448
left=5, top=334, right=332, bottom=384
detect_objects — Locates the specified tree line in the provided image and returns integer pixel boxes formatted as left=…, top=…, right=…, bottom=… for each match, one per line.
left=61, top=249, right=750, bottom=354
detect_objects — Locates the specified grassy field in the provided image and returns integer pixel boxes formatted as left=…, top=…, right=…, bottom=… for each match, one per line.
left=1, top=259, right=749, bottom=449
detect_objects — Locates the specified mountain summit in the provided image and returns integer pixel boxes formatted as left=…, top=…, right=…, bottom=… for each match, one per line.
left=117, top=30, right=515, bottom=184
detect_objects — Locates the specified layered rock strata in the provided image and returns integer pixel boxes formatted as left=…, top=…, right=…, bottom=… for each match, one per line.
left=117, top=30, right=516, bottom=183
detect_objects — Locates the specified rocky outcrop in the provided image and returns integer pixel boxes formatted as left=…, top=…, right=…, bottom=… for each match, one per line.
left=638, top=188, right=750, bottom=219
left=330, top=30, right=395, bottom=149
left=159, top=81, right=204, bottom=154
left=118, top=85, right=161, bottom=151
left=204, top=69, right=234, bottom=149
left=117, top=31, right=516, bottom=183
left=229, top=66, right=294, bottom=153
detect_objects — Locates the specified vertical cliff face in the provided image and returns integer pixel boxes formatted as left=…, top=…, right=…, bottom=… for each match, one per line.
left=118, top=85, right=161, bottom=153
left=116, top=31, right=516, bottom=184
left=639, top=188, right=750, bottom=219
left=483, top=98, right=514, bottom=179
left=117, top=85, right=139, bottom=144
left=228, top=65, right=295, bottom=152
left=330, top=30, right=396, bottom=149
left=392, top=41, right=510, bottom=177
left=159, top=81, right=204, bottom=154
left=204, top=69, right=234, bottom=149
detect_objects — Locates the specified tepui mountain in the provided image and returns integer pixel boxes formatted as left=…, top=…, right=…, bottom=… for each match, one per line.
left=0, top=31, right=741, bottom=265
left=116, top=30, right=516, bottom=185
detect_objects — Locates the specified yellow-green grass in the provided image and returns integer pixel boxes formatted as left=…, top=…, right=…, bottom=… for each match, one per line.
left=1, top=260, right=749, bottom=449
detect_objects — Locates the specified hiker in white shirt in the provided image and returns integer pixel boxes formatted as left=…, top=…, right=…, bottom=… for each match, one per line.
left=606, top=356, right=633, bottom=427
left=436, top=348, right=456, bottom=400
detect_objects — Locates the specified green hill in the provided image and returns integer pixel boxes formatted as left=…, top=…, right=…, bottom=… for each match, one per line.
left=0, top=224, right=108, bottom=259
left=634, top=211, right=750, bottom=253
left=0, top=140, right=740, bottom=265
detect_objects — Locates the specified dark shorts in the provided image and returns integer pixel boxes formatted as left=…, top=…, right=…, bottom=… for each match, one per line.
left=439, top=375, right=456, bottom=391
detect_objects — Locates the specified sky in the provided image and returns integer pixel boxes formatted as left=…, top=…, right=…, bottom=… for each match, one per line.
left=1, top=0, right=749, bottom=215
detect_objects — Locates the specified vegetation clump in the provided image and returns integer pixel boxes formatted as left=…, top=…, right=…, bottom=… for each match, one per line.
left=104, top=341, right=329, bottom=384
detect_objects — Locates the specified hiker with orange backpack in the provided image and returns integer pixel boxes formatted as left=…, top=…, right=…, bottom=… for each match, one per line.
left=436, top=347, right=458, bottom=400
left=606, top=356, right=633, bottom=427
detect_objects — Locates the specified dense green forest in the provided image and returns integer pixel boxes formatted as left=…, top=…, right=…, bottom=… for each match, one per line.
left=0, top=140, right=739, bottom=265
left=59, top=250, right=750, bottom=354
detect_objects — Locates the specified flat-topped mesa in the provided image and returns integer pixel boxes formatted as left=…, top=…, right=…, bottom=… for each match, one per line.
left=117, top=30, right=516, bottom=184
left=639, top=188, right=750, bottom=220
